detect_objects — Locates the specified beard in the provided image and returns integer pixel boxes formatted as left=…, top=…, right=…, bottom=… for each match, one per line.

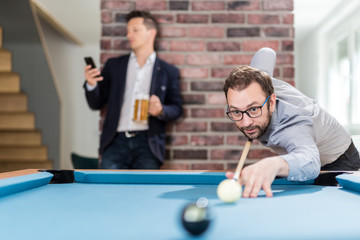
left=239, top=111, right=272, bottom=140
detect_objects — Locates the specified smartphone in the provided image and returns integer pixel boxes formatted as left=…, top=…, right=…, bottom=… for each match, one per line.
left=84, top=57, right=101, bottom=77
left=84, top=57, right=97, bottom=69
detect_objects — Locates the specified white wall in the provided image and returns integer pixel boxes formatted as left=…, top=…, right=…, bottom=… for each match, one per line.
left=36, top=0, right=101, bottom=168
left=295, top=0, right=360, bottom=143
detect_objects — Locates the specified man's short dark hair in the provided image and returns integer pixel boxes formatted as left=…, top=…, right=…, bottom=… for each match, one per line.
left=125, top=10, right=159, bottom=35
left=223, top=65, right=274, bottom=99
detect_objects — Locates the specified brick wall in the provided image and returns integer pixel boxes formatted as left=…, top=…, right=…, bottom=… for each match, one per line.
left=100, top=0, right=294, bottom=170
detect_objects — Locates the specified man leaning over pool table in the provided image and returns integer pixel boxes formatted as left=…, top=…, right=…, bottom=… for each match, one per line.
left=224, top=49, right=360, bottom=199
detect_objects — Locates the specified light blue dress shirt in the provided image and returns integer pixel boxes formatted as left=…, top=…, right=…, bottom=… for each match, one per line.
left=257, top=78, right=351, bottom=181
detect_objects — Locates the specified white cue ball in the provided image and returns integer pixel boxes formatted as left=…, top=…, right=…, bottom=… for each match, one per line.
left=217, top=179, right=242, bottom=203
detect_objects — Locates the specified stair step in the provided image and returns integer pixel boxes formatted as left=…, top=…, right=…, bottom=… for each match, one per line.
left=0, top=130, right=42, bottom=146
left=0, top=161, right=53, bottom=173
left=0, top=72, right=20, bottom=93
left=0, top=146, right=48, bottom=161
left=0, top=113, right=35, bottom=130
left=0, top=93, right=27, bottom=112
left=0, top=48, right=11, bottom=71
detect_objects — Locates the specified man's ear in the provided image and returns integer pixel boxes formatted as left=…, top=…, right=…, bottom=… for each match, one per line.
left=149, top=28, right=157, bottom=39
left=269, top=93, right=276, bottom=112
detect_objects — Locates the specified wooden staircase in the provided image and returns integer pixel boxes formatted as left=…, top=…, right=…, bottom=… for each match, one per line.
left=0, top=26, right=52, bottom=172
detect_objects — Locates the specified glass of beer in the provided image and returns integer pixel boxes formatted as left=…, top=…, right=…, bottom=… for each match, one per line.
left=133, top=93, right=149, bottom=124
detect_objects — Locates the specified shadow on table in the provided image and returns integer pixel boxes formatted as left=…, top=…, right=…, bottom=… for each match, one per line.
left=159, top=185, right=218, bottom=201
left=270, top=185, right=322, bottom=197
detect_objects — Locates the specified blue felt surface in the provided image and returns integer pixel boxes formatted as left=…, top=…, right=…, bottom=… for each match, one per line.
left=336, top=173, right=360, bottom=193
left=75, top=171, right=227, bottom=184
left=0, top=172, right=52, bottom=198
left=1, top=171, right=360, bottom=240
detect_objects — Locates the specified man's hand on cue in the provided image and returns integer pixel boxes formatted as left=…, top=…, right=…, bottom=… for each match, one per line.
left=226, top=157, right=289, bottom=198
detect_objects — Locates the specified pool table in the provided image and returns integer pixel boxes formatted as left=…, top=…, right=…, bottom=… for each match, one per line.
left=0, top=169, right=360, bottom=240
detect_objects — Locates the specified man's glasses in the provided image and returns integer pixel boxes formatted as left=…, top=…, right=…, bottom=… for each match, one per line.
left=226, top=96, right=270, bottom=121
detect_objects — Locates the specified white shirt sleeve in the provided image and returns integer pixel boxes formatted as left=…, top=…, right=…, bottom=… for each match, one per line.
left=86, top=82, right=97, bottom=91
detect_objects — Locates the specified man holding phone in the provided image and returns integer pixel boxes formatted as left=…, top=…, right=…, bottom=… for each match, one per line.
left=83, top=10, right=183, bottom=169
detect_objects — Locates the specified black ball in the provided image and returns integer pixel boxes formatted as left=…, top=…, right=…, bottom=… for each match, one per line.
left=181, top=197, right=211, bottom=236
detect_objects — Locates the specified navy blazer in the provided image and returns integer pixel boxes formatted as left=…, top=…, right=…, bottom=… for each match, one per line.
left=84, top=54, right=183, bottom=162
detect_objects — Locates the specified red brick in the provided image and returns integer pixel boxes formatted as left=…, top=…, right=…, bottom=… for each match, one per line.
left=247, top=14, right=280, bottom=24
left=180, top=81, right=188, bottom=92
left=242, top=40, right=279, bottom=51
left=161, top=162, right=190, bottom=170
left=277, top=53, right=294, bottom=65
left=102, top=26, right=127, bottom=36
left=248, top=149, right=278, bottom=159
left=191, top=82, right=223, bottom=91
left=115, top=13, right=126, bottom=23
left=101, top=39, right=112, bottom=50
left=101, top=11, right=113, bottom=23
left=187, top=54, right=221, bottom=66
left=155, top=40, right=169, bottom=51
left=263, top=0, right=293, bottom=11
left=189, top=27, right=224, bottom=38
left=208, top=93, right=226, bottom=105
left=207, top=42, right=240, bottom=52
left=167, top=135, right=188, bottom=145
left=191, top=135, right=224, bottom=146
left=211, top=14, right=245, bottom=23
left=181, top=107, right=189, bottom=118
left=177, top=14, right=209, bottom=24
left=226, top=135, right=248, bottom=145
left=154, top=14, right=174, bottom=24
left=174, top=150, right=207, bottom=160
left=281, top=40, right=293, bottom=51
left=135, top=1, right=167, bottom=11
left=227, top=27, right=260, bottom=37
left=211, top=68, right=233, bottom=78
left=176, top=122, right=207, bottom=132
left=113, top=39, right=130, bottom=50
left=100, top=0, right=294, bottom=167
left=211, top=149, right=241, bottom=160
left=228, top=1, right=260, bottom=11
left=224, top=55, right=252, bottom=65
left=170, top=41, right=205, bottom=52
left=169, top=1, right=189, bottom=10
left=264, top=27, right=290, bottom=37
left=226, top=162, right=239, bottom=171
left=211, top=122, right=238, bottom=132
left=180, top=68, right=208, bottom=79
left=282, top=14, right=294, bottom=24
left=182, top=94, right=206, bottom=105
left=192, top=1, right=225, bottom=10
left=191, top=163, right=224, bottom=170
left=160, top=27, right=187, bottom=38
left=157, top=53, right=185, bottom=65
left=191, top=108, right=225, bottom=118
left=283, top=67, right=294, bottom=78
left=101, top=1, right=131, bottom=10
left=273, top=68, right=280, bottom=78
left=100, top=53, right=120, bottom=64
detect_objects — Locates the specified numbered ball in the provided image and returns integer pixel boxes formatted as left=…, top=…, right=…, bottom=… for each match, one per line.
left=217, top=179, right=242, bottom=203
left=181, top=197, right=211, bottom=236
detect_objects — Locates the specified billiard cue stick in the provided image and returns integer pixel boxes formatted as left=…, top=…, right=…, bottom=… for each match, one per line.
left=233, top=139, right=252, bottom=182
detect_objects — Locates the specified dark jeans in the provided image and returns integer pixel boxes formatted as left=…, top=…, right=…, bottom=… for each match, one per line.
left=100, top=131, right=161, bottom=169
left=321, top=141, right=360, bottom=171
